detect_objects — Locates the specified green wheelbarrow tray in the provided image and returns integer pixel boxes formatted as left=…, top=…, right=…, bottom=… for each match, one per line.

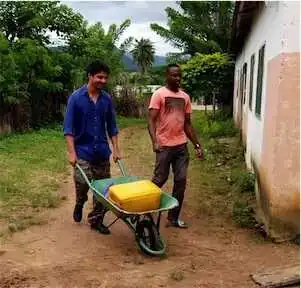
left=75, top=160, right=179, bottom=256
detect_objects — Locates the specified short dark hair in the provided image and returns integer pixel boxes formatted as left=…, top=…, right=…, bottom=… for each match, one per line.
left=86, top=60, right=110, bottom=77
left=166, top=63, right=180, bottom=73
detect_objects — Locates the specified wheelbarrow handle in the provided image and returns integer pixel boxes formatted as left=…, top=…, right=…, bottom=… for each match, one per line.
left=116, top=159, right=127, bottom=177
left=75, top=159, right=127, bottom=185
left=75, top=163, right=92, bottom=187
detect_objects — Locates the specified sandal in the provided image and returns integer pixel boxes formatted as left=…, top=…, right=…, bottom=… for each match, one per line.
left=166, top=219, right=188, bottom=229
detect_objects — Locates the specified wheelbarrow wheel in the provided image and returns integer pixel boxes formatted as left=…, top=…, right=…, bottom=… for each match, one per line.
left=136, top=219, right=166, bottom=256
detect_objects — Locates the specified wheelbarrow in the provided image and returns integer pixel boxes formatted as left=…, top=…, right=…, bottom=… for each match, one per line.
left=75, top=160, right=178, bottom=256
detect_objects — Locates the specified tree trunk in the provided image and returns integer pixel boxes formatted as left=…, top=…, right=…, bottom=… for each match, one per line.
left=213, top=92, right=216, bottom=118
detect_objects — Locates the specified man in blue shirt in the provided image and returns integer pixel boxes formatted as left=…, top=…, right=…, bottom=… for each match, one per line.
left=63, top=60, right=121, bottom=234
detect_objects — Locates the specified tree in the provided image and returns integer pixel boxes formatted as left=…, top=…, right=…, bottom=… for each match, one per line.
left=0, top=1, right=83, bottom=44
left=12, top=38, right=64, bottom=127
left=181, top=53, right=234, bottom=111
left=147, top=65, right=166, bottom=85
left=68, top=19, right=133, bottom=88
left=0, top=1, right=85, bottom=129
left=0, top=1, right=134, bottom=131
left=151, top=1, right=234, bottom=57
left=130, top=38, right=155, bottom=75
left=0, top=33, right=26, bottom=106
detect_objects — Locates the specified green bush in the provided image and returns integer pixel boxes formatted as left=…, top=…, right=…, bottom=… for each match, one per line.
left=201, top=119, right=237, bottom=138
left=231, top=170, right=255, bottom=193
left=192, top=111, right=238, bottom=139
left=207, top=108, right=233, bottom=121
left=193, top=116, right=237, bottom=139
left=232, top=200, right=257, bottom=228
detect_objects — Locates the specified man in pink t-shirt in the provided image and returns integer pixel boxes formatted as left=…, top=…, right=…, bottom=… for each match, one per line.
left=148, top=64, right=204, bottom=228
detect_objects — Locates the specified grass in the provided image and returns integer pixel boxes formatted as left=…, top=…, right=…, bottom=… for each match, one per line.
left=192, top=110, right=238, bottom=140
left=117, top=116, right=147, bottom=129
left=0, top=127, right=67, bottom=236
left=190, top=111, right=257, bottom=226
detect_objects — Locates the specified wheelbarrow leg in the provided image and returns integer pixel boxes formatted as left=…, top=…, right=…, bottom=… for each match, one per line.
left=156, top=212, right=162, bottom=231
left=106, top=216, right=121, bottom=229
left=145, top=212, right=162, bottom=233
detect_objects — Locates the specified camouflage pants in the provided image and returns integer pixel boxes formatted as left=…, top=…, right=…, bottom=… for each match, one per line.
left=73, top=158, right=111, bottom=225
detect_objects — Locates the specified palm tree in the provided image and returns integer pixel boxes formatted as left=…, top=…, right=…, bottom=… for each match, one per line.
left=131, top=38, right=155, bottom=75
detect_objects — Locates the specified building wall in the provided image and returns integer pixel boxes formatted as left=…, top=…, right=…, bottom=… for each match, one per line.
left=261, top=52, right=300, bottom=239
left=233, top=1, right=300, bottom=240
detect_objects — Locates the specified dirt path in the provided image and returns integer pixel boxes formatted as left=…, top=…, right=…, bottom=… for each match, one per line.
left=0, top=128, right=299, bottom=288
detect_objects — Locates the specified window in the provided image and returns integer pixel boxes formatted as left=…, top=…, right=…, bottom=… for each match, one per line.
left=255, top=44, right=265, bottom=117
left=236, top=69, right=240, bottom=98
left=239, top=70, right=243, bottom=99
left=242, top=63, right=247, bottom=104
left=249, top=54, right=255, bottom=110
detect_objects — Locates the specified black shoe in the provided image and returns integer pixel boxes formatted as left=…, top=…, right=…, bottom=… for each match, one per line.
left=90, top=222, right=111, bottom=235
left=73, top=204, right=83, bottom=223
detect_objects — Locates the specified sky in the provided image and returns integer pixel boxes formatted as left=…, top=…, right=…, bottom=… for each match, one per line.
left=62, top=1, right=181, bottom=56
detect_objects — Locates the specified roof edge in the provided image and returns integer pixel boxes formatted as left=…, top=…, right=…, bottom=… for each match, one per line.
left=229, top=1, right=264, bottom=58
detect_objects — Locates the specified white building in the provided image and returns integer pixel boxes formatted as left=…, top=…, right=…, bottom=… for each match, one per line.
left=231, top=1, right=300, bottom=241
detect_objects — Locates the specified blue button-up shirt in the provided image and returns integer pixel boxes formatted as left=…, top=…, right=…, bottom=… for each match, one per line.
left=63, top=84, right=119, bottom=162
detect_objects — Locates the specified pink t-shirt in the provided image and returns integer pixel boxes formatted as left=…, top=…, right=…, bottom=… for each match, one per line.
left=148, top=86, right=192, bottom=147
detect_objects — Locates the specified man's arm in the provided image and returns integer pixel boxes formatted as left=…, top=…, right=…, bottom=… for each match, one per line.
left=148, top=108, right=160, bottom=152
left=184, top=113, right=204, bottom=159
left=106, top=100, right=121, bottom=162
left=63, top=95, right=77, bottom=166
left=148, top=90, right=161, bottom=152
left=65, top=135, right=77, bottom=166
left=184, top=113, right=200, bottom=146
left=110, top=135, right=121, bottom=162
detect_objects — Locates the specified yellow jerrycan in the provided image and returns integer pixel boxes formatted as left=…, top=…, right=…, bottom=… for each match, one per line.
left=108, top=179, right=162, bottom=213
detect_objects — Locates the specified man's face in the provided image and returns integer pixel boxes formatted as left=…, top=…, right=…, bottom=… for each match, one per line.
left=166, top=67, right=181, bottom=88
left=89, top=71, right=109, bottom=90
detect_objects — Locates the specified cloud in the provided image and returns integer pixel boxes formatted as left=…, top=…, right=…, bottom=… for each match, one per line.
left=64, top=1, right=177, bottom=24
left=63, top=1, right=181, bottom=56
